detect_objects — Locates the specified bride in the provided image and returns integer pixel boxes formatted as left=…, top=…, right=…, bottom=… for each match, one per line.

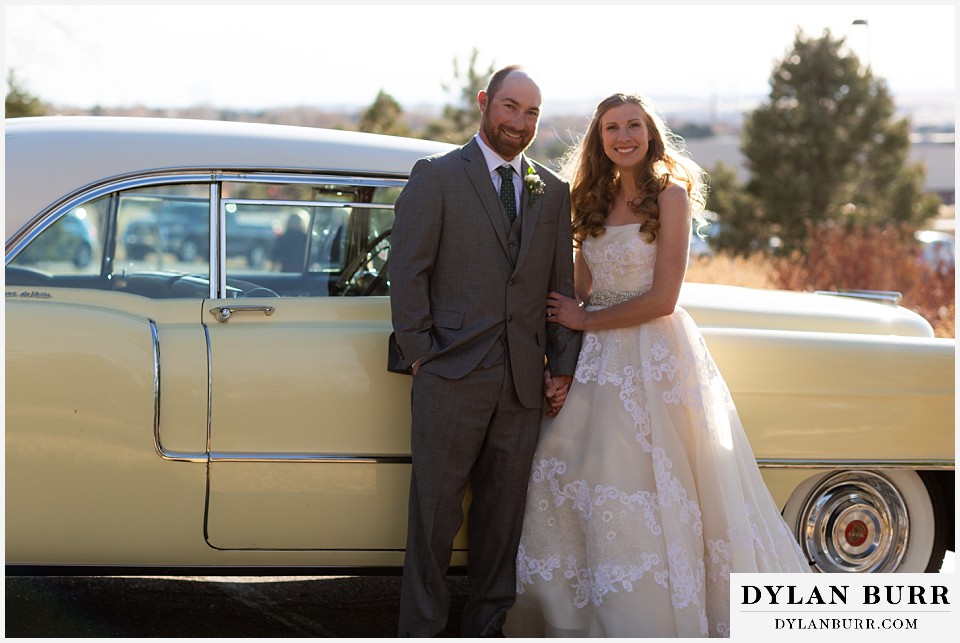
left=505, top=92, right=812, bottom=638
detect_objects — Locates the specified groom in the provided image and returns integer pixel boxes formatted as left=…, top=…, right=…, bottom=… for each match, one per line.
left=390, top=65, right=581, bottom=637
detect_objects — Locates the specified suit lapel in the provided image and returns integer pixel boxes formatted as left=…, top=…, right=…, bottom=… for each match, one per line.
left=462, top=139, right=510, bottom=253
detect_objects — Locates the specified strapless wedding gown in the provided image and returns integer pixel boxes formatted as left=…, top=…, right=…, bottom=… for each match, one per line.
left=505, top=224, right=811, bottom=638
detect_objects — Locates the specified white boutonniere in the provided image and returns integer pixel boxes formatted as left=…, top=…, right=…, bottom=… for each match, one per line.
left=524, top=166, right=546, bottom=208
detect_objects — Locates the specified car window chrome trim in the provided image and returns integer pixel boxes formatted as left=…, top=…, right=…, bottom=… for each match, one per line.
left=757, top=458, right=954, bottom=470
left=6, top=169, right=408, bottom=263
left=217, top=171, right=407, bottom=190
left=150, top=319, right=210, bottom=463
left=211, top=183, right=224, bottom=297
left=221, top=198, right=395, bottom=210
left=6, top=171, right=217, bottom=263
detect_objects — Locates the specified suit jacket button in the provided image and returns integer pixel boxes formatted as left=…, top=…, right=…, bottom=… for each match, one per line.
left=508, top=279, right=516, bottom=286
left=507, top=315, right=513, bottom=323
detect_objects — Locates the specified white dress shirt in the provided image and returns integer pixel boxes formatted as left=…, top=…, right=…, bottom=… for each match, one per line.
left=474, top=134, right=522, bottom=215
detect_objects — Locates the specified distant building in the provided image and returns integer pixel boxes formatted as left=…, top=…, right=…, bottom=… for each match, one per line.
left=910, top=135, right=956, bottom=205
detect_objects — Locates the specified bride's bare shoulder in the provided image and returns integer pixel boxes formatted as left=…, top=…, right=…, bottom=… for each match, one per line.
left=658, top=182, right=690, bottom=215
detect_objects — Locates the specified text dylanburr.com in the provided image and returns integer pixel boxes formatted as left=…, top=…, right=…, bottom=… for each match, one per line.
left=730, top=573, right=957, bottom=640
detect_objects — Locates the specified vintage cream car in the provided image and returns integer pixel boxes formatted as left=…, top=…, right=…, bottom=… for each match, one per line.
left=5, top=117, right=954, bottom=576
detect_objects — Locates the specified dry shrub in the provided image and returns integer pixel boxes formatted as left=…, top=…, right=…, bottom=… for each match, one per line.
left=685, top=254, right=775, bottom=289
left=906, top=271, right=955, bottom=338
left=770, top=223, right=955, bottom=338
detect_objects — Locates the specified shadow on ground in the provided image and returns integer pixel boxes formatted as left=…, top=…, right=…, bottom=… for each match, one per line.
left=5, top=574, right=471, bottom=637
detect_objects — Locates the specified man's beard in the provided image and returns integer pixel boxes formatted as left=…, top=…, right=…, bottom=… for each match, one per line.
left=481, top=117, right=536, bottom=160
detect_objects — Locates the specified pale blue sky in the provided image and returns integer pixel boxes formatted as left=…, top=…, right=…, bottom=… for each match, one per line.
left=4, top=3, right=956, bottom=119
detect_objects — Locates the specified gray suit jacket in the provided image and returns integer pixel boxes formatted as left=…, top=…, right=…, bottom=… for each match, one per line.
left=390, top=138, right=581, bottom=409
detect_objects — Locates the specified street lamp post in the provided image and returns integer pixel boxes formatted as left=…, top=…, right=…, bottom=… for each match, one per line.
left=851, top=19, right=871, bottom=70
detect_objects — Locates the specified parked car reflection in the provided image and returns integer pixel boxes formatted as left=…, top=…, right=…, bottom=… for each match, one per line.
left=122, top=199, right=280, bottom=267
left=14, top=209, right=97, bottom=269
left=915, top=229, right=955, bottom=272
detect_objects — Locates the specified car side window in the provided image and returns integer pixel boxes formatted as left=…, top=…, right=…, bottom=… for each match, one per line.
left=6, top=184, right=211, bottom=299
left=113, top=185, right=211, bottom=298
left=6, top=178, right=402, bottom=299
left=220, top=181, right=399, bottom=298
left=7, top=205, right=104, bottom=278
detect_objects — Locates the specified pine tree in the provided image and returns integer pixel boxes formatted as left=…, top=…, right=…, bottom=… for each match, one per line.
left=713, top=30, right=940, bottom=254
left=5, top=71, right=47, bottom=118
left=358, top=89, right=409, bottom=137
left=422, top=48, right=494, bottom=144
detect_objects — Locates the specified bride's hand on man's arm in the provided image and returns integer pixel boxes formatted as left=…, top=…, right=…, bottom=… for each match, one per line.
left=546, top=291, right=588, bottom=331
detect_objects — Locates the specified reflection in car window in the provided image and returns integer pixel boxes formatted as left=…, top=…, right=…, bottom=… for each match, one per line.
left=371, top=186, right=402, bottom=205
left=8, top=205, right=104, bottom=276
left=223, top=182, right=364, bottom=204
left=6, top=178, right=402, bottom=300
left=6, top=184, right=212, bottom=299
left=222, top=181, right=398, bottom=298
left=223, top=181, right=402, bottom=206
left=113, top=185, right=211, bottom=298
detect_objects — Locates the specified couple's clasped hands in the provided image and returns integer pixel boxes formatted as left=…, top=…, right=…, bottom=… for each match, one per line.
left=543, top=291, right=584, bottom=416
left=543, top=369, right=572, bottom=417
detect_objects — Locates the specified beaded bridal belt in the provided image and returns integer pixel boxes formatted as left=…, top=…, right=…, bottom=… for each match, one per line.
left=588, top=290, right=643, bottom=307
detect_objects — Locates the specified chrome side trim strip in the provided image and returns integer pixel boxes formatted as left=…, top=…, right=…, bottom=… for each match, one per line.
left=209, top=453, right=412, bottom=464
left=204, top=323, right=213, bottom=455
left=104, top=326, right=960, bottom=472
left=150, top=319, right=161, bottom=455
left=150, top=318, right=210, bottom=463
left=814, top=289, right=903, bottom=306
left=201, top=455, right=953, bottom=468
left=158, top=451, right=211, bottom=463
left=757, top=458, right=954, bottom=470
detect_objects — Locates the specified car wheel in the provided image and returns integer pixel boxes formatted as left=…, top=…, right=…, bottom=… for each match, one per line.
left=782, top=469, right=946, bottom=573
left=73, top=242, right=93, bottom=268
left=179, top=241, right=199, bottom=262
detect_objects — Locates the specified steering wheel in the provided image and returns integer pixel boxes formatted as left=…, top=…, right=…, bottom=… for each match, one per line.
left=335, top=229, right=391, bottom=296
left=244, top=286, right=280, bottom=298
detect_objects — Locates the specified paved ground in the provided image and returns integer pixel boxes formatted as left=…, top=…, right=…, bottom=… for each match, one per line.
left=6, top=552, right=954, bottom=637
left=4, top=574, right=470, bottom=637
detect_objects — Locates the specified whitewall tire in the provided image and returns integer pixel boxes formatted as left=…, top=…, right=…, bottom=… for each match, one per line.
left=782, top=469, right=940, bottom=573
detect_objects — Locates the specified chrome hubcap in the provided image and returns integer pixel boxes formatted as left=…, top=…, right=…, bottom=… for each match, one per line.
left=797, top=470, right=909, bottom=572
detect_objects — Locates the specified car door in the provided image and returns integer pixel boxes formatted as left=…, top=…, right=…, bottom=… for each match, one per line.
left=202, top=178, right=469, bottom=555
left=5, top=183, right=212, bottom=565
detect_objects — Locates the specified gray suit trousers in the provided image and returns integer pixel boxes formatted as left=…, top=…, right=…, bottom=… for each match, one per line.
left=398, top=352, right=542, bottom=637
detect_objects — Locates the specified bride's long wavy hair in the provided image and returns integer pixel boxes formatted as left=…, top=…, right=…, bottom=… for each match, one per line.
left=561, top=93, right=707, bottom=247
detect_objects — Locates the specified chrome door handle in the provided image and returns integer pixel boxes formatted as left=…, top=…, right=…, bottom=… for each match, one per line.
left=209, top=305, right=275, bottom=323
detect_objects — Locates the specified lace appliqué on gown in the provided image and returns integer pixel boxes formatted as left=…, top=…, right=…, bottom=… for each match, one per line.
left=508, top=225, right=810, bottom=638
